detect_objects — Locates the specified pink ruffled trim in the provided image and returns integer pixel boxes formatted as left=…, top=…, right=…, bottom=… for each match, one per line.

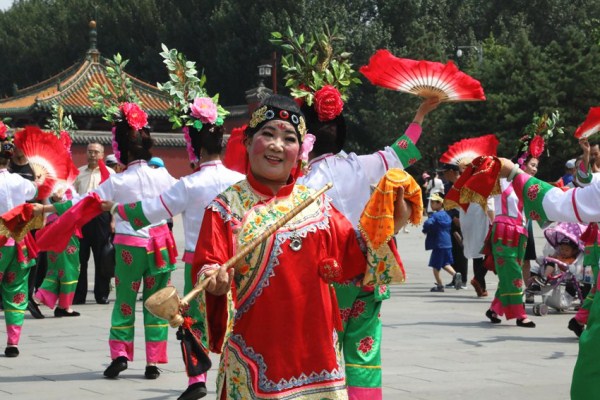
left=182, top=250, right=194, bottom=264
left=188, top=373, right=207, bottom=385
left=490, top=297, right=527, bottom=320
left=7, top=325, right=22, bottom=346
left=348, top=386, right=382, bottom=400
left=145, top=341, right=168, bottom=364
left=35, top=289, right=58, bottom=309
left=58, top=292, right=75, bottom=310
left=109, top=339, right=134, bottom=361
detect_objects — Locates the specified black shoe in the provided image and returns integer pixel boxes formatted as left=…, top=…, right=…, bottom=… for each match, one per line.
left=430, top=285, right=445, bottom=292
left=568, top=317, right=584, bottom=338
left=516, top=318, right=536, bottom=328
left=104, top=356, right=128, bottom=378
left=453, top=273, right=463, bottom=290
left=485, top=309, right=501, bottom=324
left=54, top=307, right=81, bottom=317
left=27, top=300, right=45, bottom=319
left=96, top=298, right=110, bottom=305
left=178, top=382, right=207, bottom=400
left=4, top=346, right=19, bottom=357
left=145, top=365, right=161, bottom=379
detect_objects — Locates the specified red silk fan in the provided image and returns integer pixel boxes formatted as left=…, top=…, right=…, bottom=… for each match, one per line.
left=360, top=49, right=486, bottom=102
left=439, top=134, right=499, bottom=167
left=574, top=107, right=600, bottom=139
left=13, top=126, right=79, bottom=200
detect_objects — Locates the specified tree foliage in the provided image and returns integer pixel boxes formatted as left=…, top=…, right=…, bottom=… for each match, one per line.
left=1, top=0, right=599, bottom=178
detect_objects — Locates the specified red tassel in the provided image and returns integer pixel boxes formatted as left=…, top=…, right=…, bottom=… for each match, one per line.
left=98, top=159, right=110, bottom=183
left=153, top=244, right=165, bottom=268
left=329, top=285, right=343, bottom=332
left=581, top=223, right=599, bottom=246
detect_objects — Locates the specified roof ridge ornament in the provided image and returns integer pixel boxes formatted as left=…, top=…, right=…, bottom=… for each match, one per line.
left=87, top=20, right=100, bottom=63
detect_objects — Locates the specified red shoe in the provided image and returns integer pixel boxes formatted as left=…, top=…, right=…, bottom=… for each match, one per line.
left=470, top=278, right=486, bottom=297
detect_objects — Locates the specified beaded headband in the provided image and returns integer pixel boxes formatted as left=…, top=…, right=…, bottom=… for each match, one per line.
left=248, top=105, right=307, bottom=141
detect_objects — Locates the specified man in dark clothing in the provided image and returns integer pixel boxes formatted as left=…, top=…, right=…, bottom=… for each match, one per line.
left=72, top=143, right=113, bottom=304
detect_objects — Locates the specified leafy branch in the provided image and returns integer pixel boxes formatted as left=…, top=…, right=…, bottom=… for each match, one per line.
left=157, top=44, right=228, bottom=129
left=44, top=104, right=77, bottom=136
left=520, top=110, right=564, bottom=153
left=270, top=25, right=361, bottom=106
left=88, top=53, right=142, bottom=123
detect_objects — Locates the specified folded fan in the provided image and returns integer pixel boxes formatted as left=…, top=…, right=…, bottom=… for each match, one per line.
left=360, top=49, right=486, bottom=102
left=574, top=106, right=600, bottom=139
left=13, top=126, right=79, bottom=200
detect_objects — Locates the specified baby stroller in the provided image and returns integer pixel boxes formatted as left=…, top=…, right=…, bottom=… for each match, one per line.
left=526, top=222, right=586, bottom=316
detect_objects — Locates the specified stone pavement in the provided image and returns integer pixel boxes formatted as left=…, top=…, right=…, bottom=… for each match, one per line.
left=1, top=216, right=577, bottom=399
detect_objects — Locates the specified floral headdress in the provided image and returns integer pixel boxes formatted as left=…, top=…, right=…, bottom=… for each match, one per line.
left=0, top=118, right=14, bottom=159
left=44, top=104, right=77, bottom=154
left=88, top=53, right=149, bottom=164
left=248, top=104, right=308, bottom=140
left=270, top=25, right=361, bottom=122
left=516, top=111, right=563, bottom=166
left=157, top=44, right=229, bottom=164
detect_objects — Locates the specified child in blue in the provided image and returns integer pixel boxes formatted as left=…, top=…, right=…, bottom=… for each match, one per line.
left=422, top=193, right=462, bottom=292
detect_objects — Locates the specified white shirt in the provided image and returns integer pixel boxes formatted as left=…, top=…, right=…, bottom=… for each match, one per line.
left=135, top=161, right=244, bottom=252
left=459, top=197, right=494, bottom=258
left=298, top=147, right=405, bottom=228
left=76, top=160, right=177, bottom=238
left=0, top=168, right=37, bottom=214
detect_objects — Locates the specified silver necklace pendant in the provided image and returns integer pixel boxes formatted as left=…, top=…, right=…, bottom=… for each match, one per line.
left=289, top=234, right=302, bottom=251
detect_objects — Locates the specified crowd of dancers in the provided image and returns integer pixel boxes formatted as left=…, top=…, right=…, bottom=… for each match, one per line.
left=2, top=28, right=600, bottom=400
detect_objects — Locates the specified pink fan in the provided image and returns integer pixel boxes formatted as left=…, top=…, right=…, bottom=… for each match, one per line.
left=13, top=126, right=79, bottom=200
left=574, top=107, right=600, bottom=139
left=360, top=49, right=486, bottom=102
left=439, top=134, right=499, bottom=167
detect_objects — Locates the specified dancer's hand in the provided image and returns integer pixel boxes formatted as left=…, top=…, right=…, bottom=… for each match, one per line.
left=203, top=264, right=234, bottom=296
left=101, top=201, right=115, bottom=212
left=413, top=97, right=441, bottom=125
left=32, top=203, right=45, bottom=217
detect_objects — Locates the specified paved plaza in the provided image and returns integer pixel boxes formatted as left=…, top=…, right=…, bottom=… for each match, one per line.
left=1, top=216, right=576, bottom=399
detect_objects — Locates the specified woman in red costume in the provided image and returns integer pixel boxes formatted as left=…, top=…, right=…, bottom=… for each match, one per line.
left=192, top=95, right=367, bottom=399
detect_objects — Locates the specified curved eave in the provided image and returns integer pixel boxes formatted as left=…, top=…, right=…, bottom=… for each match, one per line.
left=0, top=57, right=171, bottom=118
left=72, top=130, right=186, bottom=146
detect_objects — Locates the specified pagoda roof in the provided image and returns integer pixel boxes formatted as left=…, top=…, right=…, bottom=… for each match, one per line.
left=0, top=54, right=170, bottom=119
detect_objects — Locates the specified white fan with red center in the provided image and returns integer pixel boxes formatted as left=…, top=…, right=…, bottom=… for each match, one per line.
left=360, top=49, right=486, bottom=102
left=439, top=134, right=499, bottom=167
left=574, top=107, right=600, bottom=139
left=13, top=126, right=79, bottom=200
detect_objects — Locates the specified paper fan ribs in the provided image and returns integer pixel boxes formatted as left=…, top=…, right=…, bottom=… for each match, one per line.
left=439, top=134, right=499, bottom=167
left=574, top=107, right=600, bottom=139
left=13, top=126, right=79, bottom=200
left=360, top=49, right=486, bottom=102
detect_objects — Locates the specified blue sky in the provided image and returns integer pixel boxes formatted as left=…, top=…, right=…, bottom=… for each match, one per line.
left=0, top=0, right=13, bottom=11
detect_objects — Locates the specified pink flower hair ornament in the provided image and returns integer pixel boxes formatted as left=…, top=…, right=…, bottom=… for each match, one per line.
left=120, top=102, right=148, bottom=131
left=189, top=97, right=225, bottom=132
